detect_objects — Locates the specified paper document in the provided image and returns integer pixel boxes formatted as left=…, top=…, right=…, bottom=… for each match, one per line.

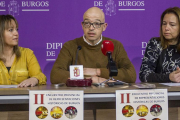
left=134, top=83, right=156, bottom=89
left=160, top=83, right=180, bottom=86
left=0, top=85, right=18, bottom=88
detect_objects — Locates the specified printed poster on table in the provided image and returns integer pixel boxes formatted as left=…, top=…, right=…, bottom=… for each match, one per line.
left=116, top=89, right=168, bottom=120
left=29, top=90, right=84, bottom=120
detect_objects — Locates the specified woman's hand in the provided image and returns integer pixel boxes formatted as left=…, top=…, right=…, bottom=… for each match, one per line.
left=18, top=77, right=39, bottom=87
left=169, top=67, right=180, bottom=82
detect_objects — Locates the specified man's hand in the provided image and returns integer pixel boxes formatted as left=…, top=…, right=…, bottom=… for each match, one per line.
left=83, top=68, right=100, bottom=76
left=18, top=77, right=39, bottom=87
left=169, top=67, right=180, bottom=82
left=84, top=68, right=102, bottom=83
left=91, top=76, right=105, bottom=83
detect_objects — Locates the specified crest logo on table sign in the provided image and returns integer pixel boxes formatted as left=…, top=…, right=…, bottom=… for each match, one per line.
left=8, top=0, right=20, bottom=16
left=105, top=0, right=116, bottom=16
left=74, top=67, right=80, bottom=77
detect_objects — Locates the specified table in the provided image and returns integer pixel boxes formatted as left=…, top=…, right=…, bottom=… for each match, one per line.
left=0, top=83, right=180, bottom=120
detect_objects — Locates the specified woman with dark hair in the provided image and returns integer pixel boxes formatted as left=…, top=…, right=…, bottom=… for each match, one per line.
left=139, top=7, right=180, bottom=82
left=0, top=15, right=46, bottom=87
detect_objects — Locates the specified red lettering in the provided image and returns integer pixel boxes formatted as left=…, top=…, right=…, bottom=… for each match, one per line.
left=127, top=93, right=130, bottom=103
left=121, top=94, right=124, bottom=103
left=41, top=94, right=44, bottom=104
left=120, top=93, right=131, bottom=103
left=34, top=94, right=44, bottom=104
left=34, top=94, right=38, bottom=104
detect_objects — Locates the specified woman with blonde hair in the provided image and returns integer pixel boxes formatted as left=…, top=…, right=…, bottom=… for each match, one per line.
left=0, top=15, right=46, bottom=87
left=139, top=7, right=180, bottom=82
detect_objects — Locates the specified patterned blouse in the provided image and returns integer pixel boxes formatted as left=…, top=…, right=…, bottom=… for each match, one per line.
left=139, top=38, right=180, bottom=82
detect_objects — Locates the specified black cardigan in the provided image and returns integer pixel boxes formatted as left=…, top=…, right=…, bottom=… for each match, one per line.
left=139, top=38, right=180, bottom=82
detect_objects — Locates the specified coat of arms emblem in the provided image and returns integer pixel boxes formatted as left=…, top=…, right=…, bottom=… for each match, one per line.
left=105, top=0, right=116, bottom=16
left=8, top=0, right=20, bottom=16
left=74, top=67, right=80, bottom=77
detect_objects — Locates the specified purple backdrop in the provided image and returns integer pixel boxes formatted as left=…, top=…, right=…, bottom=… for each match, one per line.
left=0, top=0, right=180, bottom=84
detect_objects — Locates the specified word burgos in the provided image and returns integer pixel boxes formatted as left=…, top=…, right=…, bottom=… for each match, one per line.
left=22, top=1, right=49, bottom=7
left=118, top=1, right=145, bottom=6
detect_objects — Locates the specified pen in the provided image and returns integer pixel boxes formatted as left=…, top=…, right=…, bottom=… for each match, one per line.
left=116, top=80, right=127, bottom=84
left=116, top=80, right=131, bottom=86
left=92, top=83, right=99, bottom=87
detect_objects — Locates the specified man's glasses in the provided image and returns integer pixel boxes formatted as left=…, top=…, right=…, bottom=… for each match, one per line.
left=82, top=22, right=104, bottom=28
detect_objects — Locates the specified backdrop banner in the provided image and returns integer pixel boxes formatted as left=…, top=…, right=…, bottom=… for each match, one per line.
left=0, top=0, right=179, bottom=83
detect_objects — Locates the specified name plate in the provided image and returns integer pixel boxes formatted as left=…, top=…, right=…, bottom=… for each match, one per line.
left=29, top=90, right=84, bottom=120
left=116, top=89, right=168, bottom=120
left=69, top=65, right=84, bottom=80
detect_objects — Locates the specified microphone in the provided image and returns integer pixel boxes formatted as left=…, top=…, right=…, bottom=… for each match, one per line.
left=101, top=40, right=118, bottom=77
left=75, top=46, right=82, bottom=65
left=101, top=40, right=114, bottom=56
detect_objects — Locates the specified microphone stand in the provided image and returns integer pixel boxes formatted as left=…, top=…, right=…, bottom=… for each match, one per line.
left=99, top=76, right=116, bottom=85
left=100, top=52, right=118, bottom=85
left=75, top=46, right=82, bottom=65
left=66, top=45, right=92, bottom=87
